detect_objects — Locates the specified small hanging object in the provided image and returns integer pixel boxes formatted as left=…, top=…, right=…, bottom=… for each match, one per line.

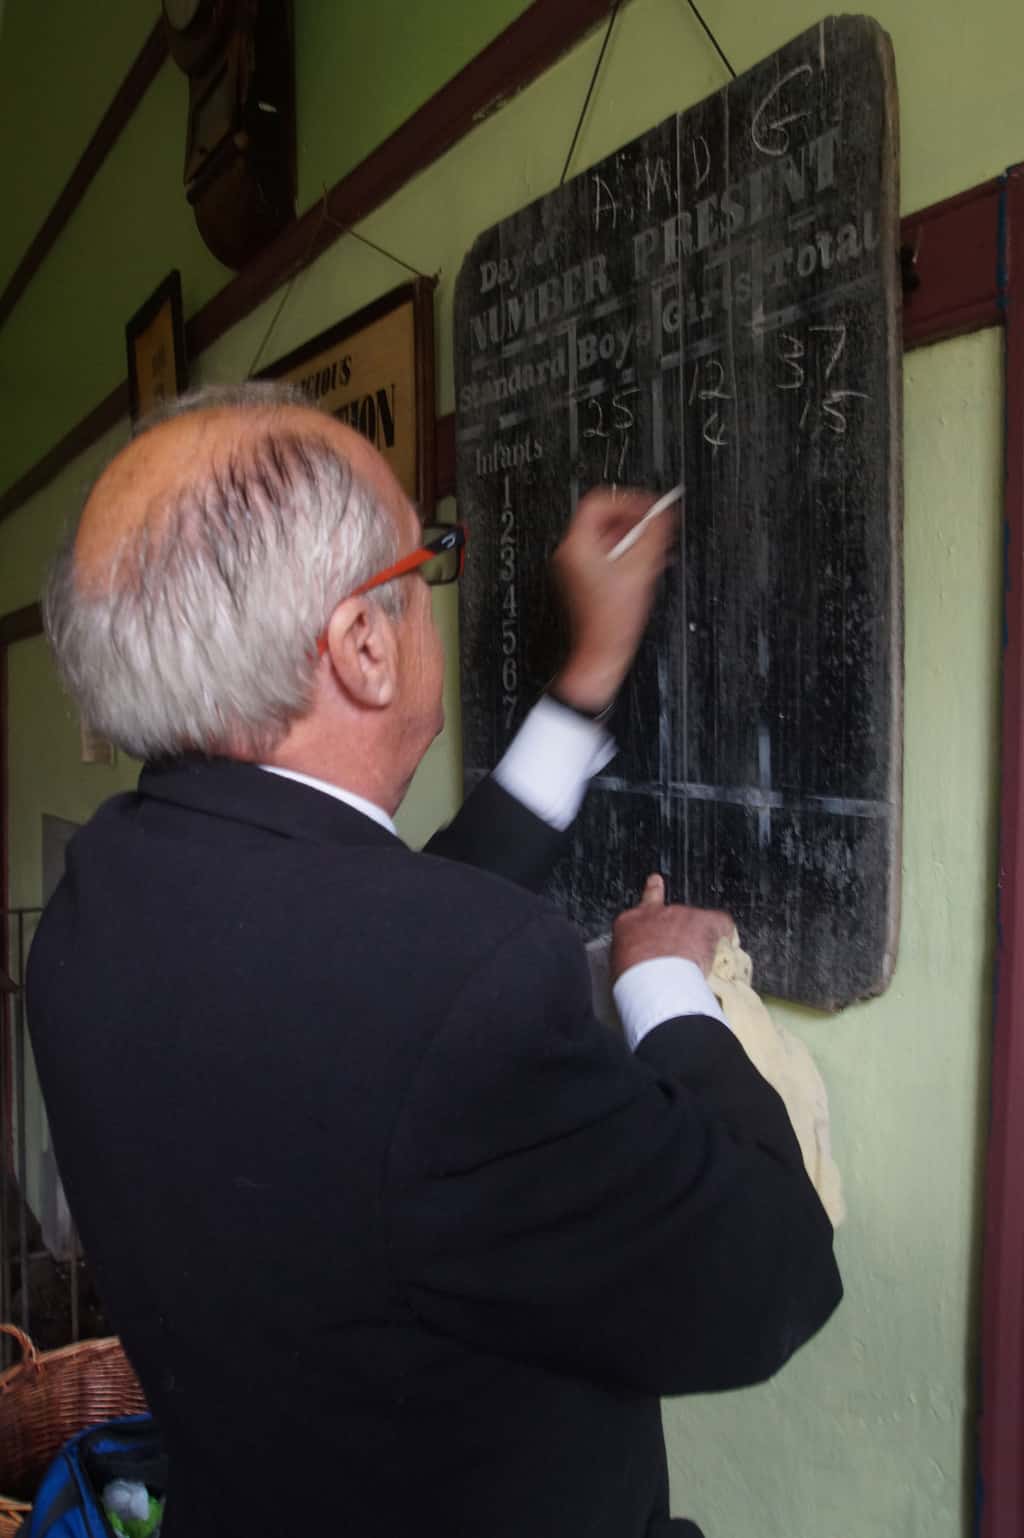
left=162, top=0, right=296, bottom=270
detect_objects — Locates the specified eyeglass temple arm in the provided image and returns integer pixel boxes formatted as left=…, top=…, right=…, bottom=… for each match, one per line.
left=350, top=547, right=432, bottom=598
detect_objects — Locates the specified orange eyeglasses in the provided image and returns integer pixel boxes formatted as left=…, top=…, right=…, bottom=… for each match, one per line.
left=316, top=523, right=467, bottom=656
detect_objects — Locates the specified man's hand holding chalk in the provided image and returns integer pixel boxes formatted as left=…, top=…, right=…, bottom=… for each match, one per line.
left=606, top=483, right=684, bottom=562
left=549, top=485, right=677, bottom=716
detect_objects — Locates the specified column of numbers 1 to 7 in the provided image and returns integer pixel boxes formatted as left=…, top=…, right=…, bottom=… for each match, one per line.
left=499, top=475, right=519, bottom=731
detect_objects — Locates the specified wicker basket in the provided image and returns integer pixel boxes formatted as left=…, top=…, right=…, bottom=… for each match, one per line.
left=0, top=1325, right=148, bottom=1503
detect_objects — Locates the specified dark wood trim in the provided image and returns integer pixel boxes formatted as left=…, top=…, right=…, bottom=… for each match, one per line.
left=0, top=383, right=128, bottom=524
left=0, top=22, right=168, bottom=333
left=980, top=164, right=1024, bottom=1538
left=414, top=279, right=437, bottom=520
left=437, top=414, right=456, bottom=503
left=0, top=605, right=43, bottom=649
left=901, top=178, right=1003, bottom=349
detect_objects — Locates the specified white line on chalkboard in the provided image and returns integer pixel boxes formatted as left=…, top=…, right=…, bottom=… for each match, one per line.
left=757, top=725, right=773, bottom=850
left=568, top=381, right=608, bottom=405
left=584, top=776, right=891, bottom=819
left=747, top=277, right=875, bottom=340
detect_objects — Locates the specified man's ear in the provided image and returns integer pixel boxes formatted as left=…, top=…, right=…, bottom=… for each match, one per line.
left=323, top=597, right=398, bottom=709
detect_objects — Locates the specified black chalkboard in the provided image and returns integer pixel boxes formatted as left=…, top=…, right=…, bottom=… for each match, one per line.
left=454, top=16, right=901, bottom=1009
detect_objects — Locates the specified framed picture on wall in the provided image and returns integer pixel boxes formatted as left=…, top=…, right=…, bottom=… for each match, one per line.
left=125, top=269, right=189, bottom=429
left=257, top=278, right=436, bottom=516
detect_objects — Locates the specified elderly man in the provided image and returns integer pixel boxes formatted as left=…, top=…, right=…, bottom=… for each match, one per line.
left=27, top=385, right=840, bottom=1538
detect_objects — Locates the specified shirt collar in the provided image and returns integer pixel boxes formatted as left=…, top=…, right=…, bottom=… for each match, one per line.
left=257, top=765, right=397, bottom=835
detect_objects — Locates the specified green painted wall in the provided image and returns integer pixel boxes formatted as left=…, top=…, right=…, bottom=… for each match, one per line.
left=1, top=1, right=1018, bottom=1533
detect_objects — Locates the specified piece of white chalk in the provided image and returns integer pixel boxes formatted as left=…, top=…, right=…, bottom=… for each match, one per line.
left=606, top=483, right=684, bottom=562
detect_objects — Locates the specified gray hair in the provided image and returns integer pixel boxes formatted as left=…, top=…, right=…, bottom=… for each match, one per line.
left=44, top=383, right=406, bottom=761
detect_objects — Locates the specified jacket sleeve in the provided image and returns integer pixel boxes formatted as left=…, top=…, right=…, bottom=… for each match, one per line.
left=387, top=911, right=842, bottom=1398
left=423, top=777, right=570, bottom=893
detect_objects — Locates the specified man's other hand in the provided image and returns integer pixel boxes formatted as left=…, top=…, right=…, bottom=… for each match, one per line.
left=551, top=486, right=674, bottom=715
left=612, top=874, right=733, bottom=980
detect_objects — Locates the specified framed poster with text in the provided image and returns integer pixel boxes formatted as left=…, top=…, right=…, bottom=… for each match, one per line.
left=259, top=278, right=436, bottom=515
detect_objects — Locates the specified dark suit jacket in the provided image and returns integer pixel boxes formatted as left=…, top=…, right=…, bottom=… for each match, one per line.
left=26, top=757, right=841, bottom=1538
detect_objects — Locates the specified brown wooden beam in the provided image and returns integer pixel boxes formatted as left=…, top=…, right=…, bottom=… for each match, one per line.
left=981, top=162, right=1024, bottom=1538
left=0, top=605, right=43, bottom=648
left=0, top=383, right=128, bottom=524
left=0, top=22, right=168, bottom=332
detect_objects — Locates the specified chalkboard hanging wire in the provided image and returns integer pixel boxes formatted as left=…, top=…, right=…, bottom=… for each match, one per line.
left=346, top=228, right=434, bottom=281
left=683, top=0, right=736, bottom=79
left=319, top=188, right=434, bottom=281
left=246, top=192, right=435, bottom=379
left=559, top=0, right=623, bottom=186
left=246, top=205, right=329, bottom=378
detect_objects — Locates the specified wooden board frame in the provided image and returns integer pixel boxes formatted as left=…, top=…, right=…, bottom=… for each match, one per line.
left=257, top=278, right=437, bottom=518
left=454, top=18, right=902, bottom=1009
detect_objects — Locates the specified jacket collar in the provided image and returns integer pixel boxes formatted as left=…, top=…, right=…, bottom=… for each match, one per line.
left=137, top=755, right=402, bottom=850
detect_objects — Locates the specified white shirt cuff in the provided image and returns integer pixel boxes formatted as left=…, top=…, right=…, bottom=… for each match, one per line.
left=613, top=958, right=730, bottom=1052
left=492, top=696, right=616, bottom=832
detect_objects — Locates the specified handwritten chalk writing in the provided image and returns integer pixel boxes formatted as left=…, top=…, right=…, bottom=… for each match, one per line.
left=686, top=356, right=734, bottom=455
left=469, top=259, right=610, bottom=353
left=645, top=156, right=674, bottom=210
left=810, top=324, right=846, bottom=380
left=751, top=64, right=814, bottom=156
left=696, top=357, right=734, bottom=400
left=820, top=390, right=868, bottom=434
left=583, top=389, right=639, bottom=481
left=475, top=435, right=544, bottom=477
left=774, top=321, right=869, bottom=434
left=778, top=333, right=806, bottom=390
left=693, top=135, right=711, bottom=191
left=632, top=127, right=840, bottom=278
left=460, top=350, right=566, bottom=413
left=702, top=411, right=729, bottom=454
left=593, top=175, right=619, bottom=231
